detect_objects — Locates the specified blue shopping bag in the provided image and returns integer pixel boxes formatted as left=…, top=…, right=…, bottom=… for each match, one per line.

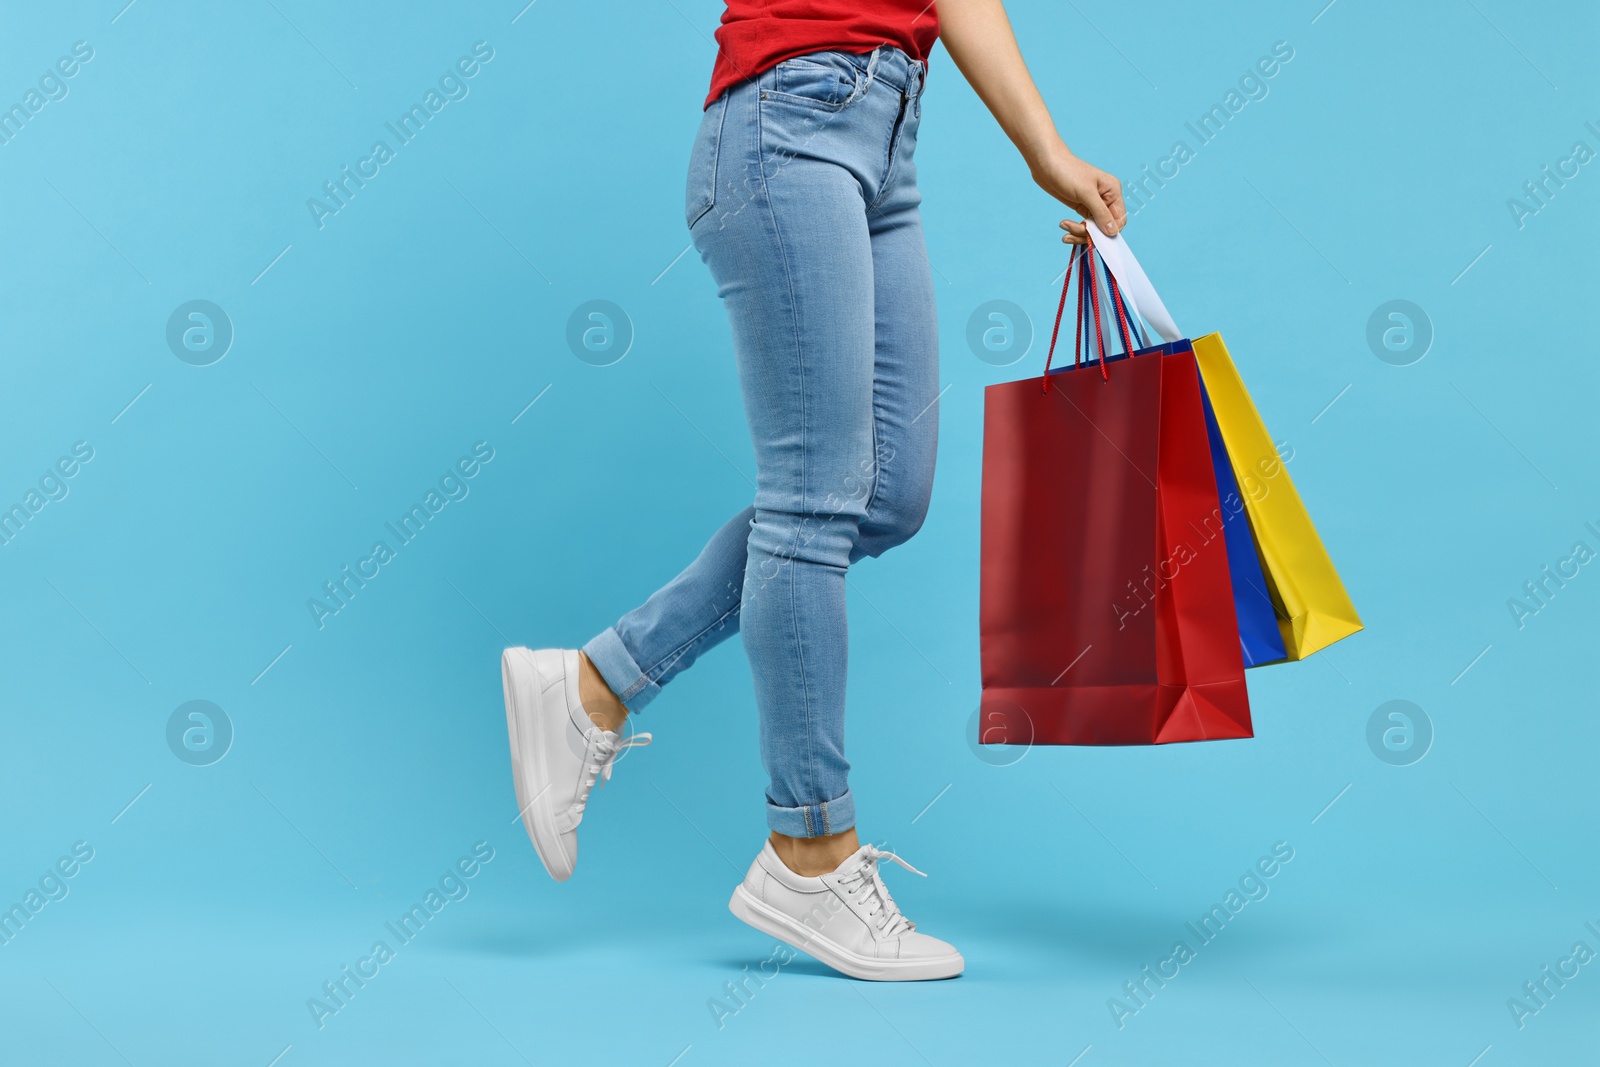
left=1197, top=378, right=1288, bottom=667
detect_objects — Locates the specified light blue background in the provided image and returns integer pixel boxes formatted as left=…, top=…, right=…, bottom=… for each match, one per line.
left=1, top=1, right=1596, bottom=1064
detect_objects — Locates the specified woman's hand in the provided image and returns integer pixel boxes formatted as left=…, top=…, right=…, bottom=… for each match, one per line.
left=1029, top=142, right=1126, bottom=245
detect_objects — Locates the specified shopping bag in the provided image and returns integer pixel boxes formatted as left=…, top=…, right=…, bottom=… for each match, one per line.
left=979, top=248, right=1252, bottom=746
left=1086, top=221, right=1363, bottom=660
left=1197, top=377, right=1290, bottom=666
left=1108, top=281, right=1288, bottom=669
left=1191, top=334, right=1364, bottom=659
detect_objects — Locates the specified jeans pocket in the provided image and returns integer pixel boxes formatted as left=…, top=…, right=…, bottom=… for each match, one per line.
left=685, top=92, right=728, bottom=230
left=764, top=51, right=867, bottom=112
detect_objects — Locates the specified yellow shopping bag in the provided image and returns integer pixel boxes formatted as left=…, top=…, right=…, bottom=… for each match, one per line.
left=1191, top=333, right=1363, bottom=659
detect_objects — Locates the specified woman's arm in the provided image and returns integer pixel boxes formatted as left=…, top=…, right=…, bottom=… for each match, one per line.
left=937, top=0, right=1125, bottom=245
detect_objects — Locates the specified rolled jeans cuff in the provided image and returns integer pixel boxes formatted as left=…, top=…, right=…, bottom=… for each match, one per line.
left=581, top=626, right=660, bottom=714
left=766, top=789, right=855, bottom=838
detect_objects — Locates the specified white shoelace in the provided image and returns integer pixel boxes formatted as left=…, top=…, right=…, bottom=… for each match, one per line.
left=838, top=845, right=925, bottom=938
left=572, top=728, right=652, bottom=818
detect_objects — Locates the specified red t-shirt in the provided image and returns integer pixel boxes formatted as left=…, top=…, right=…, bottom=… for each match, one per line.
left=705, top=1, right=940, bottom=108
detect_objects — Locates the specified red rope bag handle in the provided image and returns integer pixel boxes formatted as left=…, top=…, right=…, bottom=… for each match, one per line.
left=1040, top=245, right=1081, bottom=392
left=1042, top=238, right=1132, bottom=390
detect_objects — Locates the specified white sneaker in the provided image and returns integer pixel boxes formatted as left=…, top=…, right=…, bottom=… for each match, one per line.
left=501, top=647, right=650, bottom=882
left=728, top=842, right=964, bottom=981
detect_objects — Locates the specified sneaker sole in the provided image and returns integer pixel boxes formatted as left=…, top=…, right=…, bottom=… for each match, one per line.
left=501, top=648, right=574, bottom=882
left=728, top=884, right=963, bottom=981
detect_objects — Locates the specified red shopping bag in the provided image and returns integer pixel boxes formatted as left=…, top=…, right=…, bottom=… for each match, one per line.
left=979, top=247, right=1251, bottom=745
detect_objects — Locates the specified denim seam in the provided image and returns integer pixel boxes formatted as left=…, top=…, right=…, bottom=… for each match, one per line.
left=687, top=93, right=729, bottom=229
left=866, top=88, right=911, bottom=216
left=756, top=87, right=822, bottom=835
left=860, top=77, right=911, bottom=528
left=790, top=503, right=816, bottom=832
left=706, top=91, right=729, bottom=218
left=767, top=789, right=855, bottom=836
left=639, top=598, right=742, bottom=692
left=860, top=378, right=887, bottom=526
left=760, top=90, right=854, bottom=115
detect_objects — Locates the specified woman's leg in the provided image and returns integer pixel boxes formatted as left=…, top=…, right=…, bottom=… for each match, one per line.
left=582, top=52, right=936, bottom=849
left=699, top=53, right=936, bottom=846
left=714, top=142, right=879, bottom=841
left=774, top=60, right=939, bottom=875
left=766, top=170, right=938, bottom=874
left=580, top=507, right=751, bottom=719
left=715, top=56, right=959, bottom=980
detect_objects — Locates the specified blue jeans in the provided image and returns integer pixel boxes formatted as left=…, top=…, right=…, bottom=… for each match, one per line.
left=584, top=46, right=936, bottom=837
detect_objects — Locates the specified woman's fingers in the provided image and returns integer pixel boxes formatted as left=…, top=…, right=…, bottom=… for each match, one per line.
left=1099, top=174, right=1128, bottom=233
left=1058, top=168, right=1130, bottom=244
